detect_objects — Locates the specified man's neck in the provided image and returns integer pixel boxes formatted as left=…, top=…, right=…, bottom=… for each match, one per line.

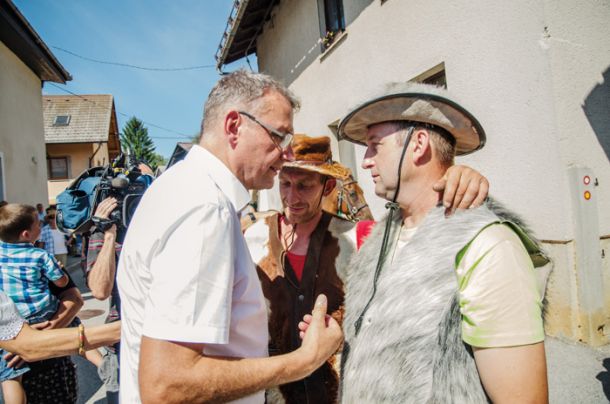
left=397, top=170, right=445, bottom=229
left=280, top=210, right=323, bottom=254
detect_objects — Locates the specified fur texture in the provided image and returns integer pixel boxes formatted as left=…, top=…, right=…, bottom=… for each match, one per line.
left=341, top=201, right=548, bottom=403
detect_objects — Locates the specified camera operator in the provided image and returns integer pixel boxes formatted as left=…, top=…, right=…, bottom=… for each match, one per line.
left=86, top=196, right=123, bottom=403
left=85, top=162, right=153, bottom=403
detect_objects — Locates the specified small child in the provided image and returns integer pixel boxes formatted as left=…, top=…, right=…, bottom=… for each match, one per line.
left=0, top=204, right=69, bottom=403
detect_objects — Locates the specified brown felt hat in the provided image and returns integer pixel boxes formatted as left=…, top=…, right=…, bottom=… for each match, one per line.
left=283, top=135, right=351, bottom=180
left=338, top=82, right=486, bottom=156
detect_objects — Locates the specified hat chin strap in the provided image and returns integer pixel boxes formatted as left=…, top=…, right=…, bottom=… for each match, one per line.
left=354, top=126, right=414, bottom=335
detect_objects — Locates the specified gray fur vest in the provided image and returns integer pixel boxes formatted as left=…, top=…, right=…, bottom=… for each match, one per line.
left=341, top=202, right=548, bottom=403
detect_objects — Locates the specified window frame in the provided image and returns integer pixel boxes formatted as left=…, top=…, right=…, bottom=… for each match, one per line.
left=317, top=0, right=346, bottom=51
left=53, top=115, right=71, bottom=126
left=47, top=156, right=71, bottom=180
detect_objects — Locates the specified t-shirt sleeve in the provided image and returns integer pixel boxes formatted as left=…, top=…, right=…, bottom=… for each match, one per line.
left=0, top=290, right=25, bottom=341
left=142, top=204, right=235, bottom=344
left=40, top=251, right=65, bottom=282
left=457, top=223, right=545, bottom=348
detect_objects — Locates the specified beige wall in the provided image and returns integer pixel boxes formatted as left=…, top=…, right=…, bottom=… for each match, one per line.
left=0, top=42, right=49, bottom=206
left=255, top=0, right=610, bottom=344
left=46, top=142, right=109, bottom=204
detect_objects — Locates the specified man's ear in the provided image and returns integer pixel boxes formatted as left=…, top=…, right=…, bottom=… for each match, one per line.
left=224, top=110, right=241, bottom=148
left=412, top=129, right=432, bottom=165
left=323, top=178, right=337, bottom=196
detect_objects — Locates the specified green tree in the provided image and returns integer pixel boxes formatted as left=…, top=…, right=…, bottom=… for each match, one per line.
left=148, top=153, right=167, bottom=171
left=120, top=117, right=156, bottom=166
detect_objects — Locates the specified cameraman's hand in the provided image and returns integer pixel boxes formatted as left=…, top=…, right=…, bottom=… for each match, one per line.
left=94, top=197, right=118, bottom=235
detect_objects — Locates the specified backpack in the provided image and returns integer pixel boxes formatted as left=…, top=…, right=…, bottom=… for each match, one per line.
left=56, top=167, right=104, bottom=234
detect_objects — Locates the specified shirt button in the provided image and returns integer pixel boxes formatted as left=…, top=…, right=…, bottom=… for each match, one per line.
left=298, top=294, right=304, bottom=302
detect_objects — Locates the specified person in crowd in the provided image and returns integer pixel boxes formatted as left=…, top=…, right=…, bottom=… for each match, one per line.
left=117, top=69, right=343, bottom=403
left=306, top=83, right=549, bottom=403
left=0, top=203, right=69, bottom=403
left=47, top=213, right=68, bottom=268
left=35, top=204, right=45, bottom=222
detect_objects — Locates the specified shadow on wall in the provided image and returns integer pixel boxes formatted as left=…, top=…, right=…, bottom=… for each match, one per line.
left=582, top=66, right=610, bottom=162
left=596, top=357, right=610, bottom=400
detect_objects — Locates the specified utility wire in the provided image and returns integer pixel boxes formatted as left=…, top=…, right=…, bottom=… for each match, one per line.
left=52, top=46, right=216, bottom=72
left=46, top=83, right=193, bottom=140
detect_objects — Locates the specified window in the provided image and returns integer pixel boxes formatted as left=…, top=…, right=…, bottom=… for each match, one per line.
left=53, top=115, right=71, bottom=126
left=410, top=62, right=447, bottom=88
left=47, top=157, right=70, bottom=179
left=318, top=0, right=345, bottom=50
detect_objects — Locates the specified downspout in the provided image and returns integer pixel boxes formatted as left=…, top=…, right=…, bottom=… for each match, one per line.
left=88, top=142, right=104, bottom=168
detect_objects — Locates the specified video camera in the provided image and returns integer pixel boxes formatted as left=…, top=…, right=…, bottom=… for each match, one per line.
left=91, top=154, right=151, bottom=232
left=56, top=153, right=153, bottom=235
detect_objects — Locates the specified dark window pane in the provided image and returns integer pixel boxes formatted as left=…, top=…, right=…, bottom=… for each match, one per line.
left=49, top=158, right=68, bottom=179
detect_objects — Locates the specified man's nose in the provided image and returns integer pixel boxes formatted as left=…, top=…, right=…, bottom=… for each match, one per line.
left=282, top=144, right=294, bottom=162
left=362, top=148, right=374, bottom=169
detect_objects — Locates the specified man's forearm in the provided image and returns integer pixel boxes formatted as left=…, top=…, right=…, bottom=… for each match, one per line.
left=139, top=337, right=317, bottom=404
left=87, top=232, right=117, bottom=300
left=1, top=322, right=121, bottom=362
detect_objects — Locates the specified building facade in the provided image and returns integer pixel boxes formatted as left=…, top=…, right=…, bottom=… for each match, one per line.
left=217, top=0, right=610, bottom=345
left=0, top=0, right=71, bottom=206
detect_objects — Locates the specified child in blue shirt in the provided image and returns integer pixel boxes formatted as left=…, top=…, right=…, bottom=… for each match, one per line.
left=0, top=204, right=69, bottom=403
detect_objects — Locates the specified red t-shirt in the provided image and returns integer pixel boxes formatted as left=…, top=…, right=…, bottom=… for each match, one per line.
left=356, top=220, right=375, bottom=250
left=286, top=251, right=306, bottom=281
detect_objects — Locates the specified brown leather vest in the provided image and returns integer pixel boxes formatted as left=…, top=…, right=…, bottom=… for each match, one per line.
left=254, top=212, right=345, bottom=404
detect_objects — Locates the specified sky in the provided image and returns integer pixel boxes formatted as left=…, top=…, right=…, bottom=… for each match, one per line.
left=14, top=0, right=252, bottom=159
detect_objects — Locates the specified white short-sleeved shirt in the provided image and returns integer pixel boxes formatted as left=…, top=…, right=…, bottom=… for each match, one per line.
left=0, top=290, right=24, bottom=341
left=117, top=145, right=268, bottom=404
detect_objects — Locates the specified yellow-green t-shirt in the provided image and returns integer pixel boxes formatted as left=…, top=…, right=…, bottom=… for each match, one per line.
left=456, top=223, right=545, bottom=348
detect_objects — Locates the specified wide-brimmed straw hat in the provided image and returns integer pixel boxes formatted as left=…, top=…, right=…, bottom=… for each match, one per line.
left=337, top=82, right=486, bottom=156
left=283, top=134, right=351, bottom=179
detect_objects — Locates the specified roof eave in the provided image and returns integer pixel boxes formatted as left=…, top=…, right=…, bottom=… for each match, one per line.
left=215, top=0, right=252, bottom=70
left=0, top=0, right=72, bottom=83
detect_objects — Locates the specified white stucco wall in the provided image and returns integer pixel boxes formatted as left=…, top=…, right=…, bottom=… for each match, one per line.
left=0, top=41, right=49, bottom=206
left=257, top=0, right=610, bottom=242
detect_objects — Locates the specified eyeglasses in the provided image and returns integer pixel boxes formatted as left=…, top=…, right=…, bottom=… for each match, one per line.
left=238, top=111, right=293, bottom=152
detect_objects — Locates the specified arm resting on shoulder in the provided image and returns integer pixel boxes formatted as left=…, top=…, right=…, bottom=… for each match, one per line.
left=473, top=342, right=548, bottom=404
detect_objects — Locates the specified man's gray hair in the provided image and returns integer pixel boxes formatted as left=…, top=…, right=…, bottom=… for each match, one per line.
left=392, top=121, right=456, bottom=166
left=202, top=69, right=300, bottom=133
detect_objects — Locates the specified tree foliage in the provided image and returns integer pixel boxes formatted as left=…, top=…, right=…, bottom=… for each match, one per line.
left=120, top=117, right=156, bottom=167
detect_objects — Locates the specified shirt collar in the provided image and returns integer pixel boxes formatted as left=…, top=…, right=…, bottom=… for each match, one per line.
left=186, top=145, right=251, bottom=212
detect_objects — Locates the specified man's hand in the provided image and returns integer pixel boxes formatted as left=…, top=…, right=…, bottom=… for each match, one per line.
left=93, top=197, right=118, bottom=235
left=433, top=165, right=489, bottom=213
left=297, top=295, right=343, bottom=374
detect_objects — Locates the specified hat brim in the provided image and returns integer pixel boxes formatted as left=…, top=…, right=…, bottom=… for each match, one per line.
left=338, top=92, right=486, bottom=156
left=282, top=160, right=351, bottom=180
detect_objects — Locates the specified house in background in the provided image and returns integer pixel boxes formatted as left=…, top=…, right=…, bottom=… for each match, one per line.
left=166, top=141, right=193, bottom=169
left=216, top=0, right=610, bottom=347
left=0, top=0, right=71, bottom=205
left=43, top=94, right=121, bottom=204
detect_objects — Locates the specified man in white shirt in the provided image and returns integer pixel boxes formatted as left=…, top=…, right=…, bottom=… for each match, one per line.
left=117, top=70, right=343, bottom=403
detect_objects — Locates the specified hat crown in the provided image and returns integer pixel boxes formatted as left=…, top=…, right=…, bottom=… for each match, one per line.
left=291, top=134, right=332, bottom=164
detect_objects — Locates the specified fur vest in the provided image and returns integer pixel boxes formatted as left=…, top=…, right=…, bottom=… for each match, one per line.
left=341, top=202, right=548, bottom=403
left=245, top=211, right=356, bottom=404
